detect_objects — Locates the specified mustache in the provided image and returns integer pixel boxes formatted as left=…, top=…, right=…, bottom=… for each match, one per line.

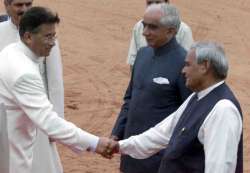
left=17, top=12, right=24, bottom=16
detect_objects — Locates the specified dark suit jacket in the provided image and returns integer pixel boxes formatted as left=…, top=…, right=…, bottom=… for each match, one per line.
left=0, top=15, right=8, bottom=22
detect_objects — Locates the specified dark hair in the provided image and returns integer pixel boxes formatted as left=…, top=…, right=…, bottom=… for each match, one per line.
left=4, top=0, right=14, bottom=5
left=4, top=0, right=33, bottom=5
left=19, top=6, right=60, bottom=37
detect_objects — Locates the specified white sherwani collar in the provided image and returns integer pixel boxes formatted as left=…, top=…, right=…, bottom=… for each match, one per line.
left=196, top=81, right=225, bottom=100
left=17, top=41, right=45, bottom=64
left=9, top=19, right=18, bottom=30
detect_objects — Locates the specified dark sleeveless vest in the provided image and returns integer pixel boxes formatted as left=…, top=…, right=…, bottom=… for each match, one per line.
left=158, top=83, right=243, bottom=173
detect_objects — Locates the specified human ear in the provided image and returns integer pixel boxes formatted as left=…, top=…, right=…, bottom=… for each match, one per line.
left=22, top=32, right=33, bottom=46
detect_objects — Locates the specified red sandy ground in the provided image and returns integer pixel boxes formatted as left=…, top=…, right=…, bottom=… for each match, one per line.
left=1, top=0, right=250, bottom=172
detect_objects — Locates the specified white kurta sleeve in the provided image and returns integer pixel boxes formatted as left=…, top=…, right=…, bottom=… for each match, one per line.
left=119, top=95, right=193, bottom=159
left=11, top=74, right=99, bottom=153
left=198, top=100, right=242, bottom=173
left=127, top=24, right=139, bottom=66
left=119, top=112, right=177, bottom=159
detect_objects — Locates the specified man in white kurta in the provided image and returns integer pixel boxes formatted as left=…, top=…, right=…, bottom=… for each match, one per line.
left=1, top=1, right=65, bottom=172
left=127, top=0, right=194, bottom=66
left=119, top=82, right=242, bottom=173
left=0, top=4, right=65, bottom=173
left=0, top=38, right=101, bottom=173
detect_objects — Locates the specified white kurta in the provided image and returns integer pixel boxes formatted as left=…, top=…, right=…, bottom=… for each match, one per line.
left=119, top=81, right=242, bottom=173
left=127, top=20, right=194, bottom=65
left=0, top=20, right=64, bottom=173
left=0, top=41, right=99, bottom=173
left=0, top=20, right=64, bottom=118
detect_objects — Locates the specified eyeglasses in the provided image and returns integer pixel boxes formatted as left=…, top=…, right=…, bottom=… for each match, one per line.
left=43, top=34, right=57, bottom=43
left=31, top=32, right=57, bottom=43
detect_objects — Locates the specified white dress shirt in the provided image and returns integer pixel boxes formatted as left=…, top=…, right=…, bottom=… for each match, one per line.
left=0, top=41, right=99, bottom=173
left=0, top=19, right=65, bottom=173
left=119, top=81, right=242, bottom=173
left=127, top=20, right=194, bottom=65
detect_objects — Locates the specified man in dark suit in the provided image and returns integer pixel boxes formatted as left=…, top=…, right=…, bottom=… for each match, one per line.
left=111, top=3, right=191, bottom=173
left=0, top=0, right=8, bottom=22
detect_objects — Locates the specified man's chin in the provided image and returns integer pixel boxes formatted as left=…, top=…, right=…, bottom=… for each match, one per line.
left=147, top=42, right=155, bottom=48
left=39, top=51, right=50, bottom=57
left=44, top=49, right=52, bottom=57
left=185, top=80, right=190, bottom=88
left=17, top=16, right=23, bottom=24
left=44, top=52, right=51, bottom=57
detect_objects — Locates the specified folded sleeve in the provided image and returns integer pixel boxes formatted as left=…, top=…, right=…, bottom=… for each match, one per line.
left=119, top=95, right=194, bottom=159
left=119, top=112, right=176, bottom=159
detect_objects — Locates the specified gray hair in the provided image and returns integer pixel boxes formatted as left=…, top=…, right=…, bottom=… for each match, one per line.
left=159, top=3, right=181, bottom=30
left=191, top=41, right=228, bottom=79
left=145, top=3, right=180, bottom=30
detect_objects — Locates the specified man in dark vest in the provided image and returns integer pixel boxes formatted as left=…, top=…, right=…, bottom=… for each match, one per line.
left=111, top=3, right=191, bottom=173
left=110, top=40, right=243, bottom=173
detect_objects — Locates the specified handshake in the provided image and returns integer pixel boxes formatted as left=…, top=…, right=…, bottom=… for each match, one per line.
left=95, top=136, right=120, bottom=159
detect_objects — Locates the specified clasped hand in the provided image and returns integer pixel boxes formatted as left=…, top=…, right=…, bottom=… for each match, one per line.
left=95, top=137, right=119, bottom=159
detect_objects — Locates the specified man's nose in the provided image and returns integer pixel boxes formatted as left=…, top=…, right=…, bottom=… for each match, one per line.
left=143, top=26, right=149, bottom=36
left=48, top=40, right=56, bottom=47
left=20, top=4, right=30, bottom=12
left=46, top=35, right=57, bottom=45
left=181, top=67, right=186, bottom=75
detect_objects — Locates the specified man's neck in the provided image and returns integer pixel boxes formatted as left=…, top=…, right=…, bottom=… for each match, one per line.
left=155, top=36, right=174, bottom=49
left=196, top=77, right=223, bottom=92
left=10, top=18, right=19, bottom=29
left=196, top=80, right=224, bottom=100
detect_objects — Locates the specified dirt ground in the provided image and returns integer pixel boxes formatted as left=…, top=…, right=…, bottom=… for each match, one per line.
left=1, top=0, right=250, bottom=172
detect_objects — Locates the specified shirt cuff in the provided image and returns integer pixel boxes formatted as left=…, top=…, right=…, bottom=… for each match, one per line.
left=118, top=140, right=126, bottom=153
left=89, top=136, right=99, bottom=152
left=77, top=128, right=99, bottom=152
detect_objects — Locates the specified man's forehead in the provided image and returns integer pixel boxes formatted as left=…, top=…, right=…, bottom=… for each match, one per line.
left=34, top=23, right=56, bottom=34
left=144, top=5, right=163, bottom=21
left=143, top=14, right=160, bottom=25
left=11, top=0, right=33, bottom=4
left=186, top=49, right=196, bottom=61
left=146, top=0, right=165, bottom=4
